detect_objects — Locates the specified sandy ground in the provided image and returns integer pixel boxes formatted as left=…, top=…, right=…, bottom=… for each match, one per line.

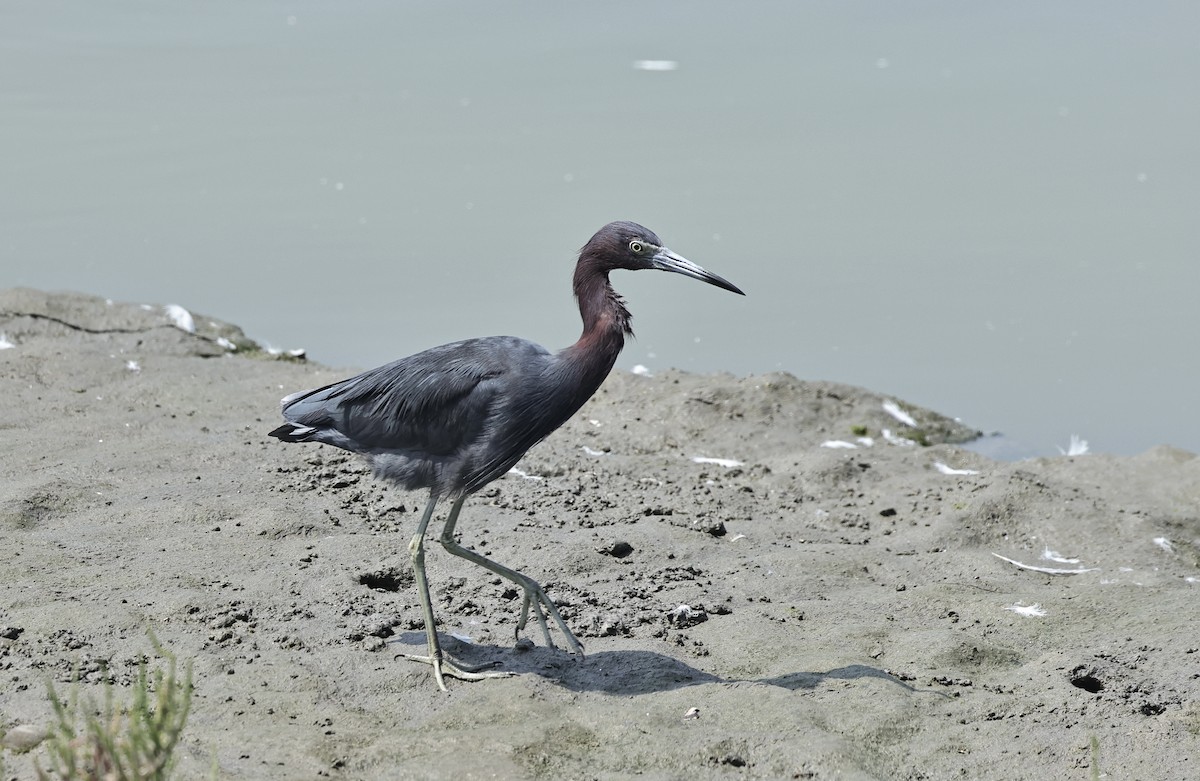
left=1, top=287, right=1198, bottom=780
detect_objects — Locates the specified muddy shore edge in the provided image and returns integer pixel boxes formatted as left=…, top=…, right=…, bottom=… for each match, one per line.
left=2, top=288, right=1197, bottom=780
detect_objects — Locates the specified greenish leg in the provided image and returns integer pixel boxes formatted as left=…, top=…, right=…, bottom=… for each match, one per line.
left=399, top=493, right=510, bottom=690
left=439, top=496, right=585, bottom=658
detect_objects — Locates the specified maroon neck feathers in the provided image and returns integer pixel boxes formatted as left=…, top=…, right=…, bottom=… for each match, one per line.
left=574, top=259, right=632, bottom=338
left=558, top=260, right=631, bottom=381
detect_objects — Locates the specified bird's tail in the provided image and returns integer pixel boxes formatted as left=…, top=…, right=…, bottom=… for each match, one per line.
left=268, top=422, right=319, bottom=442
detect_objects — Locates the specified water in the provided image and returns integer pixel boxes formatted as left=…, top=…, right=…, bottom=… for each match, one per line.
left=4, top=2, right=1198, bottom=457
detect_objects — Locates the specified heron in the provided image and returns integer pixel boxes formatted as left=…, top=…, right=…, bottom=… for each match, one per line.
left=269, top=221, right=744, bottom=690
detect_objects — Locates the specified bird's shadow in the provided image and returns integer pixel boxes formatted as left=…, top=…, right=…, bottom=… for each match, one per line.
left=390, top=632, right=927, bottom=696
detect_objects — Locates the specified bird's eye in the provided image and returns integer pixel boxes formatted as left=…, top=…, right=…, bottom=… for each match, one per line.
left=629, top=240, right=645, bottom=254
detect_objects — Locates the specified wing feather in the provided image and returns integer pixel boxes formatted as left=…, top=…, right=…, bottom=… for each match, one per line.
left=280, top=337, right=546, bottom=456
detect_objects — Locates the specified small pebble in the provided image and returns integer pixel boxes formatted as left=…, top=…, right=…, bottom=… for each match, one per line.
left=597, top=541, right=634, bottom=558
left=3, top=724, right=48, bottom=752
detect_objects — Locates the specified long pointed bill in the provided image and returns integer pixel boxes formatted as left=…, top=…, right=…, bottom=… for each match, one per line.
left=650, top=248, right=745, bottom=295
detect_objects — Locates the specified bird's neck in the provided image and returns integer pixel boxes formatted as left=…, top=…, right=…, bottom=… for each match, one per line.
left=560, top=270, right=631, bottom=387
left=575, top=266, right=632, bottom=337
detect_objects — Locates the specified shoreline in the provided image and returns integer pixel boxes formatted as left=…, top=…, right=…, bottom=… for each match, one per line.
left=2, top=288, right=1197, bottom=780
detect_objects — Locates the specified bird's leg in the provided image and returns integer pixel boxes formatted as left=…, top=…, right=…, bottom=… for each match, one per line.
left=400, top=494, right=510, bottom=690
left=439, top=497, right=585, bottom=658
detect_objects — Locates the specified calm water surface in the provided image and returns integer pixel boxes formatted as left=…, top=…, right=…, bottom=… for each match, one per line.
left=4, top=2, right=1198, bottom=456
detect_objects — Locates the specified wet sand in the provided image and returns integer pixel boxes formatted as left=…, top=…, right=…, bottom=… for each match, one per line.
left=2, top=288, right=1197, bottom=780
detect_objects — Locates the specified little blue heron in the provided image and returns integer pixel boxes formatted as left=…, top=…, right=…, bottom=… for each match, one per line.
left=270, top=221, right=743, bottom=690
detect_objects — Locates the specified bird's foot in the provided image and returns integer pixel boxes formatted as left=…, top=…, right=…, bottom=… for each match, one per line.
left=517, top=589, right=586, bottom=658
left=399, top=653, right=511, bottom=691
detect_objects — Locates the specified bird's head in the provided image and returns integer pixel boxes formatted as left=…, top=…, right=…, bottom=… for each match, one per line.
left=580, top=221, right=745, bottom=296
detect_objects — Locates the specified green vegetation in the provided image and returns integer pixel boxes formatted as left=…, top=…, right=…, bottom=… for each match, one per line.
left=34, top=639, right=192, bottom=781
